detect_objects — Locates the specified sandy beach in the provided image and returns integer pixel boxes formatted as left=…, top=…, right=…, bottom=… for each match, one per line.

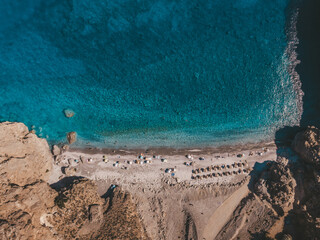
left=49, top=142, right=277, bottom=190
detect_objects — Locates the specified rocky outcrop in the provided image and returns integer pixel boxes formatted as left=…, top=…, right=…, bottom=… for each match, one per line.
left=67, top=131, right=77, bottom=144
left=216, top=157, right=296, bottom=240
left=49, top=180, right=149, bottom=240
left=217, top=128, right=320, bottom=240
left=292, top=126, right=320, bottom=168
left=0, top=181, right=57, bottom=240
left=0, top=122, right=57, bottom=239
left=292, top=175, right=320, bottom=240
left=52, top=145, right=61, bottom=156
left=0, top=122, right=52, bottom=186
left=49, top=179, right=104, bottom=239
left=291, top=127, right=320, bottom=239
left=255, top=157, right=296, bottom=216
left=0, top=122, right=55, bottom=239
left=0, top=122, right=148, bottom=240
left=86, top=188, right=149, bottom=240
left=63, top=109, right=75, bottom=118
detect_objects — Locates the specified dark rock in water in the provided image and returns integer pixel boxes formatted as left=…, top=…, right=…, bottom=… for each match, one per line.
left=67, top=132, right=77, bottom=144
left=63, top=109, right=75, bottom=118
left=292, top=126, right=320, bottom=168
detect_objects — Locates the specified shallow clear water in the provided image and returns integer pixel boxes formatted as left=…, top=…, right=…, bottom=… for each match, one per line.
left=0, top=0, right=302, bottom=148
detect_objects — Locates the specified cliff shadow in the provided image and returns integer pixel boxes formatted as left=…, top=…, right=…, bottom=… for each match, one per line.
left=272, top=1, right=320, bottom=238
left=247, top=160, right=273, bottom=192
left=50, top=176, right=84, bottom=191
left=294, top=0, right=320, bottom=128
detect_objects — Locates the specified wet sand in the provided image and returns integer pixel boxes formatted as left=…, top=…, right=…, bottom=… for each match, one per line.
left=67, top=140, right=276, bottom=156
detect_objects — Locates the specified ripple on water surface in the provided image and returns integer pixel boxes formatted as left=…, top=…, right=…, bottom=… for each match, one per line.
left=0, top=0, right=302, bottom=148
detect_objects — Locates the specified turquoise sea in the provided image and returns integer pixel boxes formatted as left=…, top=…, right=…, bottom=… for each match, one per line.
left=0, top=0, right=302, bottom=148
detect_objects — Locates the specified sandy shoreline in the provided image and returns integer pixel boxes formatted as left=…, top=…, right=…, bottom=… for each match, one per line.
left=50, top=141, right=277, bottom=190
left=67, top=140, right=277, bottom=156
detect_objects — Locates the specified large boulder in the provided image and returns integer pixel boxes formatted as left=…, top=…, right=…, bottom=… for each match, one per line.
left=0, top=122, right=53, bottom=186
left=63, top=108, right=75, bottom=118
left=52, top=145, right=61, bottom=156
left=255, top=157, right=296, bottom=216
left=292, top=126, right=320, bottom=167
left=67, top=131, right=77, bottom=144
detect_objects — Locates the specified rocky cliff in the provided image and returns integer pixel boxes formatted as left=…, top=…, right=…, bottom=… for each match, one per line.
left=0, top=122, right=148, bottom=240
left=216, top=157, right=296, bottom=240
left=291, top=126, right=320, bottom=239
left=292, top=126, right=320, bottom=167
left=217, top=126, right=320, bottom=240
left=0, top=122, right=52, bottom=186
left=0, top=122, right=57, bottom=239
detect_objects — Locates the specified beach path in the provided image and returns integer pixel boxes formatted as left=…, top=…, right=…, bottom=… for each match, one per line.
left=201, top=179, right=250, bottom=240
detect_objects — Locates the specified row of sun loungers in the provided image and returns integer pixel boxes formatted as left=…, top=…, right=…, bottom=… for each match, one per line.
left=191, top=168, right=252, bottom=179
left=192, top=162, right=249, bottom=174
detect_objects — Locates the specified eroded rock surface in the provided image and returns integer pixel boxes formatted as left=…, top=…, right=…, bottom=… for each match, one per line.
left=84, top=188, right=149, bottom=240
left=0, top=122, right=148, bottom=240
left=217, top=127, right=320, bottom=240
left=292, top=126, right=320, bottom=167
left=0, top=181, right=57, bottom=240
left=290, top=127, right=320, bottom=239
left=0, top=122, right=52, bottom=186
left=52, top=145, right=61, bottom=156
left=216, top=157, right=296, bottom=240
left=255, top=157, right=296, bottom=216
left=50, top=179, right=104, bottom=239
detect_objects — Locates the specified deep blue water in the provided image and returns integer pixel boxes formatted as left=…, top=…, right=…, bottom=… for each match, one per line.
left=0, top=0, right=302, bottom=148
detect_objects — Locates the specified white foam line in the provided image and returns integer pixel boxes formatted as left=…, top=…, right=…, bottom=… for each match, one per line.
left=285, top=1, right=304, bottom=125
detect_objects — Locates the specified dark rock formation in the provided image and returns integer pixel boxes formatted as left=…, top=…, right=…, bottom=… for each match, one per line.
left=289, top=126, right=320, bottom=239
left=254, top=157, right=296, bottom=216
left=292, top=126, right=320, bottom=168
